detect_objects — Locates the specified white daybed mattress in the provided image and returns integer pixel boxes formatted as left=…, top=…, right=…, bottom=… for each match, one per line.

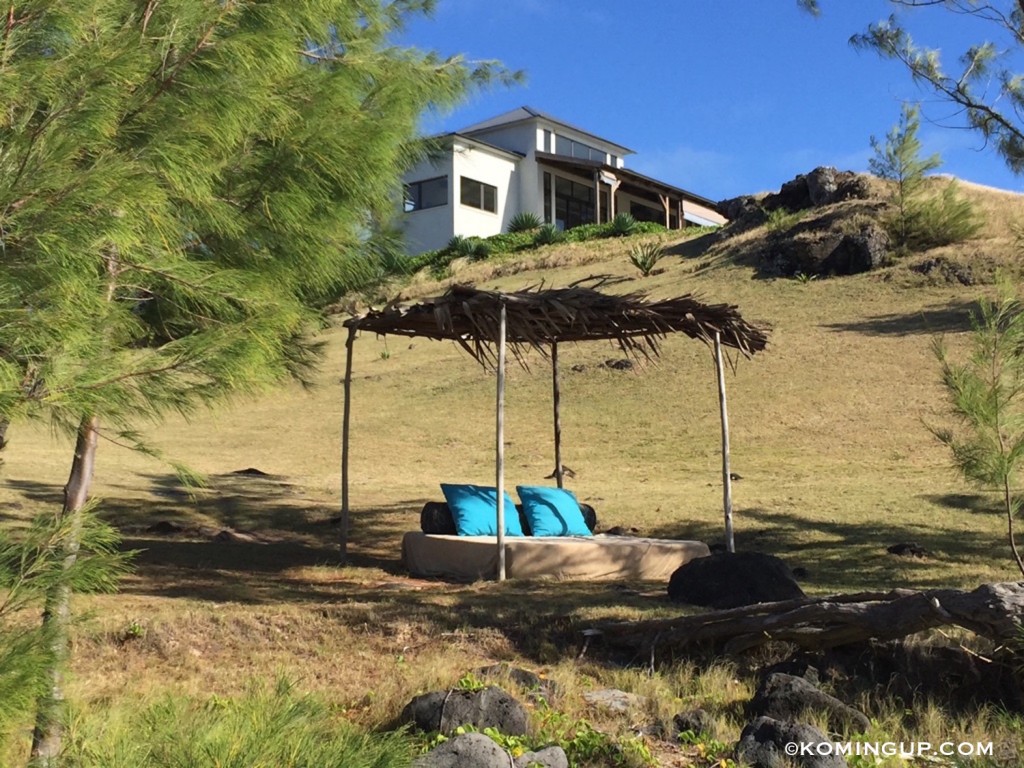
left=401, top=532, right=710, bottom=581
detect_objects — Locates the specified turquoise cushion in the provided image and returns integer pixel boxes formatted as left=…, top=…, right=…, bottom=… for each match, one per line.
left=516, top=485, right=592, bottom=537
left=440, top=483, right=524, bottom=537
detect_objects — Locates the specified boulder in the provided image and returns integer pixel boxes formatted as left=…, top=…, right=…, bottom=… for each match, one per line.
left=476, top=663, right=561, bottom=705
left=760, top=224, right=888, bottom=278
left=400, top=686, right=529, bottom=736
left=805, top=167, right=839, bottom=207
left=673, top=708, right=712, bottom=737
left=667, top=552, right=805, bottom=609
left=514, top=747, right=568, bottom=768
left=767, top=175, right=813, bottom=212
left=737, top=717, right=846, bottom=768
left=749, top=673, right=869, bottom=733
left=413, top=732, right=509, bottom=768
left=582, top=688, right=646, bottom=714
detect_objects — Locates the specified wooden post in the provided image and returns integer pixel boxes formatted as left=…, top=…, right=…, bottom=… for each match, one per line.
left=496, top=303, right=508, bottom=581
left=594, top=172, right=601, bottom=224
left=340, top=325, right=356, bottom=562
left=552, top=340, right=563, bottom=489
left=714, top=332, right=735, bottom=553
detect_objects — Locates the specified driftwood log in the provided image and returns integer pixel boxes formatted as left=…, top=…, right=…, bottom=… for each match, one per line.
left=589, top=582, right=1024, bottom=655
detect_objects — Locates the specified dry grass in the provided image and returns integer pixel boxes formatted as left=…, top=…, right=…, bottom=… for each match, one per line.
left=3, top=180, right=1024, bottom=763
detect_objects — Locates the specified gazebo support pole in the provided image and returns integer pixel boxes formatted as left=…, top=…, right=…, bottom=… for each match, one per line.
left=340, top=325, right=357, bottom=562
left=496, top=303, right=508, bottom=581
left=552, top=341, right=563, bottom=489
left=714, top=332, right=735, bottom=553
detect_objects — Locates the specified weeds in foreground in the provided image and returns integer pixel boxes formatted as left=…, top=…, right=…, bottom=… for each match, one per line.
left=63, top=679, right=413, bottom=768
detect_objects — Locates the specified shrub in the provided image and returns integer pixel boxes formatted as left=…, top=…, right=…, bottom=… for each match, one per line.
left=765, top=207, right=806, bottom=233
left=533, top=224, right=565, bottom=246
left=609, top=212, right=638, bottom=237
left=628, top=242, right=667, bottom=277
left=563, top=222, right=604, bottom=242
left=507, top=211, right=543, bottom=233
left=899, top=180, right=982, bottom=252
left=486, top=231, right=536, bottom=254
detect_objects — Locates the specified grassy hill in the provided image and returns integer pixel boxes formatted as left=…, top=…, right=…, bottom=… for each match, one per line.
left=3, top=173, right=1023, bottom=763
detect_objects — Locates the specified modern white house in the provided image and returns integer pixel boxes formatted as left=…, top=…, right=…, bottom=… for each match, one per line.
left=399, top=106, right=727, bottom=254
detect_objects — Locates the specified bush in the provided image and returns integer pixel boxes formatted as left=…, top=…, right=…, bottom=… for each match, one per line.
left=485, top=231, right=535, bottom=254
left=63, top=679, right=413, bottom=768
left=898, top=180, right=982, bottom=252
left=609, top=212, right=638, bottom=237
left=533, top=224, right=565, bottom=246
left=765, top=207, right=806, bottom=233
left=628, top=242, right=667, bottom=276
left=507, top=211, right=542, bottom=233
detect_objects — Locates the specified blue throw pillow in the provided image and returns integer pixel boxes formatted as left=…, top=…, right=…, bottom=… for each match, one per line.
left=440, top=483, right=524, bottom=537
left=516, top=485, right=592, bottom=537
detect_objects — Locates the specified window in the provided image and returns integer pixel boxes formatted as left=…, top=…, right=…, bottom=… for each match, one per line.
left=554, top=175, right=607, bottom=229
left=460, top=176, right=497, bottom=213
left=404, top=176, right=447, bottom=212
left=555, top=136, right=607, bottom=163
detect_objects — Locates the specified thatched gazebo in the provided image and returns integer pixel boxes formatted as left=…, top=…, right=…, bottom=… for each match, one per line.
left=341, top=279, right=769, bottom=579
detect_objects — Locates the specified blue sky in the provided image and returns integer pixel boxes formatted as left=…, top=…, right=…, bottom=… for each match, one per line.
left=395, top=1, right=1024, bottom=201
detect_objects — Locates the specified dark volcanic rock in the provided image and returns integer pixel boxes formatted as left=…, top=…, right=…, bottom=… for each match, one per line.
left=887, top=541, right=928, bottom=557
left=413, top=732, right=509, bottom=768
left=750, top=673, right=870, bottom=733
left=514, top=747, right=568, bottom=768
left=401, top=687, right=529, bottom=736
left=673, top=708, right=712, bottom=737
left=737, top=717, right=846, bottom=768
left=668, top=552, right=805, bottom=608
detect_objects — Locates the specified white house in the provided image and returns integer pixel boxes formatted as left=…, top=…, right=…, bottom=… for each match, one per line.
left=399, top=106, right=727, bottom=254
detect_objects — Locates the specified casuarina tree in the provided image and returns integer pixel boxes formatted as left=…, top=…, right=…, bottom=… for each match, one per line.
left=0, top=1, right=513, bottom=762
left=802, top=0, right=1024, bottom=176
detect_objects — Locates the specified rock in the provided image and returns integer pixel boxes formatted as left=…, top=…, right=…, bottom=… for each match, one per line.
left=668, top=552, right=805, bottom=609
left=412, top=732, right=509, bottom=768
left=716, top=196, right=768, bottom=238
left=761, top=659, right=820, bottom=686
left=401, top=687, right=529, bottom=736
left=887, top=542, right=928, bottom=557
left=570, top=363, right=586, bottom=373
left=749, top=673, right=870, bottom=733
left=673, top=708, right=712, bottom=737
left=514, top=746, right=568, bottom=768
left=769, top=175, right=813, bottom=212
left=737, top=716, right=846, bottom=768
left=909, top=256, right=975, bottom=285
left=818, top=225, right=889, bottom=275
left=476, top=664, right=561, bottom=705
left=760, top=224, right=888, bottom=278
left=604, top=526, right=640, bottom=537
left=212, top=528, right=260, bottom=544
left=582, top=688, right=646, bottom=714
left=231, top=467, right=270, bottom=477
left=603, top=359, right=633, bottom=371
left=805, top=167, right=838, bottom=207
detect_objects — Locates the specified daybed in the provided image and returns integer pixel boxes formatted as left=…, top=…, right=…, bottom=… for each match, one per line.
left=401, top=532, right=710, bottom=582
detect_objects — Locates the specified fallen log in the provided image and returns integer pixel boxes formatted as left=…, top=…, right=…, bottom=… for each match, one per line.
left=588, top=582, right=1024, bottom=655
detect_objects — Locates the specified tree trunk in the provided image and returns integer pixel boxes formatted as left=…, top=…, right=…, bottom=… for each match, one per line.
left=29, top=414, right=100, bottom=766
left=589, top=582, right=1024, bottom=657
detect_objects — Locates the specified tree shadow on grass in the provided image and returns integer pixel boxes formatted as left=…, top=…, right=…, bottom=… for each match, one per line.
left=822, top=300, right=982, bottom=337
left=645, top=505, right=1008, bottom=593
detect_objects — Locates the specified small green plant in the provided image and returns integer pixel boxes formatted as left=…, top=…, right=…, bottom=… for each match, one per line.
left=609, top=212, right=638, bottom=237
left=765, top=207, right=806, bottom=233
left=792, top=271, right=818, bottom=284
left=507, top=211, right=543, bottom=233
left=533, top=224, right=565, bottom=246
left=932, top=281, right=1024, bottom=578
left=455, top=672, right=487, bottom=692
left=678, top=730, right=737, bottom=767
left=120, top=619, right=146, bottom=642
left=627, top=242, right=667, bottom=277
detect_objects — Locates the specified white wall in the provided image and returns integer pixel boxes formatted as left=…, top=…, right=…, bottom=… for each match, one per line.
left=400, top=155, right=454, bottom=254
left=451, top=141, right=519, bottom=239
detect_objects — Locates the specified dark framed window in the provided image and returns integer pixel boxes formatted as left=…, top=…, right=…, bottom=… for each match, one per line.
left=555, top=136, right=607, bottom=163
left=460, top=176, right=497, bottom=213
left=404, top=176, right=448, bottom=212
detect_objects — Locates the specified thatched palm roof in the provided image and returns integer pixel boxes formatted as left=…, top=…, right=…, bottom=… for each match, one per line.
left=345, top=280, right=769, bottom=369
